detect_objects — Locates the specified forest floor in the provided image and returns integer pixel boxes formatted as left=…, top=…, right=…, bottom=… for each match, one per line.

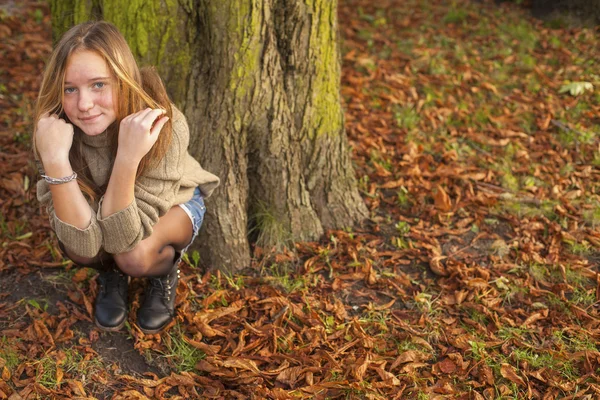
left=1, top=0, right=600, bottom=399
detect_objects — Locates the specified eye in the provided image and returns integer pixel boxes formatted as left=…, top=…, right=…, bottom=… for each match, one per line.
left=64, top=87, right=77, bottom=94
left=93, top=82, right=106, bottom=89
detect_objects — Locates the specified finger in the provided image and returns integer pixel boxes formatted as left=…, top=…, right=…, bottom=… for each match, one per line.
left=142, top=109, right=167, bottom=132
left=138, top=107, right=165, bottom=119
left=149, top=116, right=169, bottom=136
left=124, top=107, right=152, bottom=124
left=144, top=108, right=166, bottom=123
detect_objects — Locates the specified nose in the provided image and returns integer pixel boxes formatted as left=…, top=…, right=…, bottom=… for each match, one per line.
left=78, top=90, right=93, bottom=112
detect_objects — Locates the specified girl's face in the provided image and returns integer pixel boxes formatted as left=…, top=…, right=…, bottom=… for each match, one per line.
left=63, top=50, right=117, bottom=136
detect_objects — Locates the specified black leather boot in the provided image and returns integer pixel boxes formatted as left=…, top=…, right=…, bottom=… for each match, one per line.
left=95, top=267, right=129, bottom=331
left=136, top=265, right=180, bottom=334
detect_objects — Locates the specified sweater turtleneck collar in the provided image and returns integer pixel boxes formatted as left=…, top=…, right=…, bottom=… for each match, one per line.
left=79, top=129, right=111, bottom=148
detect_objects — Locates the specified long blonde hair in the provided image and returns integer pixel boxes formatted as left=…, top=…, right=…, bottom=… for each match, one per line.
left=34, top=21, right=172, bottom=200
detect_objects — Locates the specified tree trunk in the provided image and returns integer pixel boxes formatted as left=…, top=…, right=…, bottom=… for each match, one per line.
left=50, top=0, right=368, bottom=272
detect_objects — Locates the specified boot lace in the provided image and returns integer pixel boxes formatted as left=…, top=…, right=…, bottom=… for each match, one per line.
left=147, top=277, right=173, bottom=302
left=99, top=270, right=126, bottom=295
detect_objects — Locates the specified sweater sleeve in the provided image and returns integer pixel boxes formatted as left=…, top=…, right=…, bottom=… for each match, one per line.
left=96, top=111, right=188, bottom=255
left=36, top=179, right=104, bottom=258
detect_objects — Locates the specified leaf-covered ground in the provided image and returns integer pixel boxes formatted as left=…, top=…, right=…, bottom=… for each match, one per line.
left=1, top=0, right=599, bottom=399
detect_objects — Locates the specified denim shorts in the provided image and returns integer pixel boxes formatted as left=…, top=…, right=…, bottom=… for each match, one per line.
left=177, top=187, right=206, bottom=254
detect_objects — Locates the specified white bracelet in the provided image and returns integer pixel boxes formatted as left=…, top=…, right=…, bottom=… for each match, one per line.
left=41, top=172, right=78, bottom=185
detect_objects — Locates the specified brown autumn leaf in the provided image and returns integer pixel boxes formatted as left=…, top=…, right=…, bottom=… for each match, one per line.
left=433, top=185, right=452, bottom=212
left=390, top=350, right=432, bottom=370
left=221, top=357, right=261, bottom=374
left=113, top=390, right=151, bottom=400
left=275, top=366, right=304, bottom=386
left=429, top=256, right=448, bottom=276
left=352, top=353, right=372, bottom=381
left=1, top=1, right=600, bottom=398
left=435, top=358, right=457, bottom=374
left=522, top=309, right=548, bottom=327
left=500, top=364, right=526, bottom=387
left=2, top=366, right=10, bottom=381
left=71, top=268, right=89, bottom=283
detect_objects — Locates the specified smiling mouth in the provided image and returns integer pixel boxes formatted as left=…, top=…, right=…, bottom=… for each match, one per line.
left=80, top=114, right=101, bottom=122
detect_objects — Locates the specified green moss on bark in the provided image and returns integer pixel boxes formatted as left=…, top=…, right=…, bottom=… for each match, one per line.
left=50, top=0, right=97, bottom=43
left=304, top=0, right=343, bottom=139
left=101, top=0, right=192, bottom=103
left=226, top=0, right=262, bottom=101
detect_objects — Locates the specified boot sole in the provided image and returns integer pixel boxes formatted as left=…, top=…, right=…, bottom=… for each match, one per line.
left=136, top=321, right=171, bottom=335
left=95, top=317, right=126, bottom=332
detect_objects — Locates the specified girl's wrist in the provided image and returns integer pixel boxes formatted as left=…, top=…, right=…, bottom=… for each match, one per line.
left=114, top=151, right=142, bottom=172
left=40, top=157, right=72, bottom=173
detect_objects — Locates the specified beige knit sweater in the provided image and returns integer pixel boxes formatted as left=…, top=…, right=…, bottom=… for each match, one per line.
left=37, top=107, right=220, bottom=258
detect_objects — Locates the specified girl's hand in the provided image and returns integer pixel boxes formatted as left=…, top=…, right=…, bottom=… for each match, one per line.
left=36, top=114, right=74, bottom=165
left=117, top=108, right=169, bottom=163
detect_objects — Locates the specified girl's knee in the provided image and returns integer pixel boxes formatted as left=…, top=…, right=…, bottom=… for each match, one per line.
left=114, top=248, right=150, bottom=278
left=59, top=242, right=106, bottom=269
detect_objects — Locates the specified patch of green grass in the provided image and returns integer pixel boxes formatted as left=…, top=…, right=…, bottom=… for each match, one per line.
left=555, top=121, right=597, bottom=148
left=0, top=337, right=20, bottom=372
left=249, top=201, right=292, bottom=251
left=501, top=283, right=529, bottom=306
left=393, top=103, right=420, bottom=130
left=546, top=293, right=572, bottom=316
left=443, top=8, right=468, bottom=24
left=27, top=298, right=49, bottom=312
left=357, top=175, right=370, bottom=194
left=360, top=308, right=391, bottom=335
left=582, top=201, right=600, bottom=228
left=35, top=347, right=101, bottom=389
left=396, top=339, right=426, bottom=353
left=567, top=240, right=592, bottom=256
left=496, top=198, right=558, bottom=220
left=0, top=213, right=29, bottom=241
left=511, top=348, right=578, bottom=381
left=357, top=7, right=387, bottom=27
left=501, top=20, right=538, bottom=52
left=468, top=340, right=487, bottom=361
left=369, top=149, right=393, bottom=171
left=553, top=328, right=599, bottom=353
left=62, top=347, right=102, bottom=378
left=396, top=39, right=414, bottom=58
left=500, top=170, right=520, bottom=192
left=31, top=8, right=44, bottom=23
left=518, top=54, right=537, bottom=70
left=416, top=391, right=430, bottom=400
left=396, top=186, right=413, bottom=209
left=262, top=263, right=308, bottom=293
left=528, top=263, right=549, bottom=283
left=181, top=250, right=201, bottom=269
left=223, top=272, right=245, bottom=291
left=162, top=325, right=205, bottom=372
left=518, top=112, right=537, bottom=134
left=472, top=107, right=491, bottom=128
left=564, top=265, right=595, bottom=287
left=569, top=288, right=596, bottom=308
left=35, top=354, right=60, bottom=389
left=497, top=326, right=532, bottom=342
left=468, top=309, right=489, bottom=326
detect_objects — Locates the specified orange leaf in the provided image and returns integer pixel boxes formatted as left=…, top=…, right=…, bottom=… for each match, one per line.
left=2, top=366, right=10, bottom=381
left=433, top=185, right=452, bottom=212
left=500, top=364, right=525, bottom=387
left=71, top=268, right=89, bottom=283
left=221, top=357, right=260, bottom=374
left=436, top=358, right=457, bottom=374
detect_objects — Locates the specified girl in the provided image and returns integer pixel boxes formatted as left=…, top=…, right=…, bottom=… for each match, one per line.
left=33, top=21, right=219, bottom=334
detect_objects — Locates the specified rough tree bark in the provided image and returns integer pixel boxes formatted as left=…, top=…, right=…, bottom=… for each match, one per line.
left=50, top=0, right=368, bottom=272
